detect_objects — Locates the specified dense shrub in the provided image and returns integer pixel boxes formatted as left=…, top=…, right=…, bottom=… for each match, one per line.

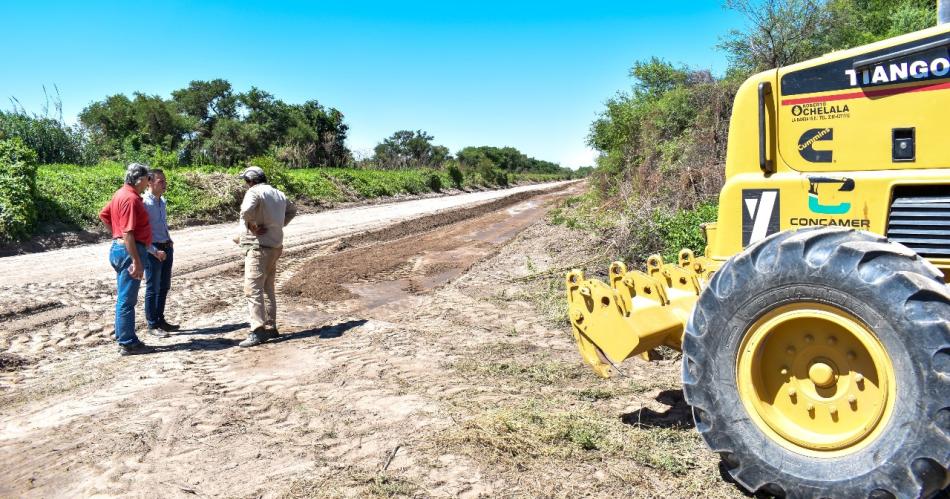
left=427, top=173, right=442, bottom=192
left=0, top=112, right=90, bottom=165
left=495, top=170, right=510, bottom=187
left=651, top=203, right=718, bottom=262
left=447, top=164, right=464, bottom=189
left=247, top=155, right=293, bottom=194
left=0, top=138, right=40, bottom=241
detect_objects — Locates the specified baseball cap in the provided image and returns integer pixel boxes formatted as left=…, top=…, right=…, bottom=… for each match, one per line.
left=238, top=166, right=265, bottom=181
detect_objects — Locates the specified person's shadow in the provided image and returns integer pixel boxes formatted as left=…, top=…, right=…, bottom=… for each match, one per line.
left=174, top=322, right=249, bottom=336
left=270, top=319, right=367, bottom=343
left=149, top=319, right=367, bottom=353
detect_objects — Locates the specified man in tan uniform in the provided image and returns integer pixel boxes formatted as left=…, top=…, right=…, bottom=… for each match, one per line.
left=235, top=166, right=297, bottom=347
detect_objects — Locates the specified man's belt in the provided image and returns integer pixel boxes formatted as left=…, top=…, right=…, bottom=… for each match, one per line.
left=113, top=238, right=149, bottom=246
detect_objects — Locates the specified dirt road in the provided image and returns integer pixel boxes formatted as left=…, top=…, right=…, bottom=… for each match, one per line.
left=0, top=181, right=739, bottom=498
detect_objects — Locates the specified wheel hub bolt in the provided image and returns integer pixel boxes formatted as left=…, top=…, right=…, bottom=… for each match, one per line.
left=827, top=336, right=837, bottom=345
left=854, top=373, right=864, bottom=383
left=809, top=362, right=836, bottom=388
left=788, top=387, right=797, bottom=398
left=847, top=351, right=856, bottom=360
left=829, top=405, right=838, bottom=417
left=780, top=367, right=788, bottom=376
left=805, top=334, right=814, bottom=344
left=787, top=346, right=796, bottom=355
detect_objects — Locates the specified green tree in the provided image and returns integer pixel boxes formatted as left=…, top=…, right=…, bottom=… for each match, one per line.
left=63, top=79, right=354, bottom=167
left=205, top=118, right=253, bottom=166
left=373, top=130, right=449, bottom=169
left=79, top=92, right=189, bottom=158
left=131, top=93, right=190, bottom=150
left=79, top=94, right=139, bottom=154
left=719, top=0, right=828, bottom=74
left=280, top=101, right=349, bottom=167
left=171, top=79, right=238, bottom=127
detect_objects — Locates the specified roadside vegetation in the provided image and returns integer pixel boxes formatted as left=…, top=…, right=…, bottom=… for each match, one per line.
left=28, top=161, right=568, bottom=238
left=554, top=0, right=935, bottom=263
left=0, top=83, right=584, bottom=243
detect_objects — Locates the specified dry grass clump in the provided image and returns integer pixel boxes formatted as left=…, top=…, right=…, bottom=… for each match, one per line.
left=280, top=468, right=420, bottom=498
left=440, top=400, right=702, bottom=476
left=452, top=357, right=581, bottom=385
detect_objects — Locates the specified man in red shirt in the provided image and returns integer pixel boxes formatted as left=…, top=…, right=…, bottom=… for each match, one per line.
left=99, top=163, right=166, bottom=355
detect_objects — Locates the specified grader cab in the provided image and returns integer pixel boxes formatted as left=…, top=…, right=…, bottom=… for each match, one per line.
left=567, top=17, right=950, bottom=499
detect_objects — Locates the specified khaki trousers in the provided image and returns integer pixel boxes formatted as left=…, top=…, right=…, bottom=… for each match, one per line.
left=243, top=246, right=282, bottom=331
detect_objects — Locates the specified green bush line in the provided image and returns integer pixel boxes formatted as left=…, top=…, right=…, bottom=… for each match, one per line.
left=27, top=163, right=568, bottom=238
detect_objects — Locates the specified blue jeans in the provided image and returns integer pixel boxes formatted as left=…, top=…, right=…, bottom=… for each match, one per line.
left=145, top=245, right=173, bottom=327
left=110, top=241, right=145, bottom=345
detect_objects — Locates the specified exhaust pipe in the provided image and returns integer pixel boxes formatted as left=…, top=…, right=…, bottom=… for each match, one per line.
left=941, top=0, right=950, bottom=25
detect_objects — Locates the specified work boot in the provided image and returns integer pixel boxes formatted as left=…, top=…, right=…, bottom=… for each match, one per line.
left=262, top=328, right=279, bottom=340
left=118, top=341, right=153, bottom=356
left=158, top=320, right=181, bottom=332
left=148, top=326, right=170, bottom=339
left=239, top=331, right=266, bottom=348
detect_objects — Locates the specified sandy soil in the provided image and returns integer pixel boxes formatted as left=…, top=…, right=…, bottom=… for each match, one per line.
left=0, top=181, right=742, bottom=498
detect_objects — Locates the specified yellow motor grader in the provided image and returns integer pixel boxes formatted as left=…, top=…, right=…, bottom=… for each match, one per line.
left=566, top=15, right=950, bottom=499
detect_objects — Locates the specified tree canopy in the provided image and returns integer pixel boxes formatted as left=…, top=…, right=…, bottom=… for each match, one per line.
left=373, top=130, right=451, bottom=169
left=79, top=79, right=350, bottom=167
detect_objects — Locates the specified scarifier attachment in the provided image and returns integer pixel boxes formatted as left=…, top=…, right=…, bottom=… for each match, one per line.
left=565, top=249, right=715, bottom=378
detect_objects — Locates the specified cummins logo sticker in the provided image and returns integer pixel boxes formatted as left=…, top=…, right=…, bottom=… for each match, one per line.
left=742, top=189, right=780, bottom=247
left=798, top=128, right=833, bottom=163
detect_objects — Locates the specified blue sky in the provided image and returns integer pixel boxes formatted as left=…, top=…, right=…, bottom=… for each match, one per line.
left=2, top=1, right=745, bottom=168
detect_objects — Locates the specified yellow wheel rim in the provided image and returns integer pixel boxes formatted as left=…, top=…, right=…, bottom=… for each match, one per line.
left=736, top=303, right=896, bottom=457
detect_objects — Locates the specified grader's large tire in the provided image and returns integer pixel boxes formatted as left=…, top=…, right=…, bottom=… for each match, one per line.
left=682, top=227, right=950, bottom=498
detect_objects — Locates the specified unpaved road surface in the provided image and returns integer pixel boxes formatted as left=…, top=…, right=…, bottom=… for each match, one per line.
left=0, top=182, right=573, bottom=288
left=0, top=181, right=739, bottom=498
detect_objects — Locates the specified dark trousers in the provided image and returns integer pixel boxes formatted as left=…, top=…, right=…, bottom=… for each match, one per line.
left=145, top=245, right=173, bottom=327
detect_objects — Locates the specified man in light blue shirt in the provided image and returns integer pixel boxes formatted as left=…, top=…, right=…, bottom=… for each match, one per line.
left=143, top=169, right=180, bottom=337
